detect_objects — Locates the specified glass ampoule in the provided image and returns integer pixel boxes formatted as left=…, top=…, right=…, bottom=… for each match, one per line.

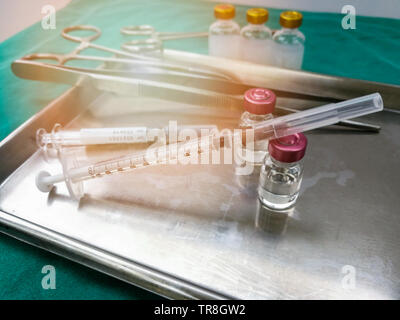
left=240, top=8, right=273, bottom=64
left=208, top=4, right=241, bottom=59
left=258, top=133, right=307, bottom=210
left=272, top=11, right=305, bottom=70
left=235, top=88, right=276, bottom=182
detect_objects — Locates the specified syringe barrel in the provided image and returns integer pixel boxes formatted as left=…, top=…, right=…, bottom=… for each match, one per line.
left=79, top=127, right=149, bottom=144
left=41, top=127, right=151, bottom=146
left=39, top=125, right=220, bottom=147
left=64, top=134, right=217, bottom=183
left=254, top=93, right=383, bottom=140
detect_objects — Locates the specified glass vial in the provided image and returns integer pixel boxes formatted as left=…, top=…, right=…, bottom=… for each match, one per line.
left=208, top=4, right=241, bottom=59
left=240, top=8, right=273, bottom=64
left=272, top=11, right=305, bottom=70
left=258, top=133, right=307, bottom=210
left=235, top=88, right=276, bottom=182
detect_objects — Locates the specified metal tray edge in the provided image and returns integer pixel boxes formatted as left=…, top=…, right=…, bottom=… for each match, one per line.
left=0, top=209, right=234, bottom=300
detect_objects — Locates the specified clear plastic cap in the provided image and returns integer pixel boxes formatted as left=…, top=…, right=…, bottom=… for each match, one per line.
left=253, top=93, right=383, bottom=140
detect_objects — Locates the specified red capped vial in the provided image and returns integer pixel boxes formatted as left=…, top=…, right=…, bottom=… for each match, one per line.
left=258, top=133, right=307, bottom=210
left=239, top=88, right=276, bottom=165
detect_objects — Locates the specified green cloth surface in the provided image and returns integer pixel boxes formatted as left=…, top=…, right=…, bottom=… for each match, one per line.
left=0, top=0, right=399, bottom=299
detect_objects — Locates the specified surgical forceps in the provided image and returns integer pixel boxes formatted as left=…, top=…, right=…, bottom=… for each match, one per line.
left=12, top=25, right=381, bottom=132
left=20, top=25, right=232, bottom=81
left=120, top=25, right=208, bottom=54
left=12, top=59, right=380, bottom=132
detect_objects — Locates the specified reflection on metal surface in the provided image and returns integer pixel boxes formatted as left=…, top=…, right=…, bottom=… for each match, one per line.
left=255, top=200, right=292, bottom=235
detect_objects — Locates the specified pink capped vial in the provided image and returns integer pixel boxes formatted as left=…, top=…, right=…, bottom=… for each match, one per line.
left=268, top=133, right=307, bottom=163
left=243, top=87, right=276, bottom=115
left=237, top=88, right=276, bottom=169
left=258, top=133, right=307, bottom=210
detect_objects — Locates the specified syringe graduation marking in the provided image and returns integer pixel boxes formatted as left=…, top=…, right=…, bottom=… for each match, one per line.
left=85, top=135, right=213, bottom=179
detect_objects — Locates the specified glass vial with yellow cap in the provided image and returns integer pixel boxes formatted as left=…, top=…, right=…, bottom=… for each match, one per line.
left=240, top=8, right=273, bottom=64
left=208, top=4, right=241, bottom=59
left=272, top=11, right=305, bottom=70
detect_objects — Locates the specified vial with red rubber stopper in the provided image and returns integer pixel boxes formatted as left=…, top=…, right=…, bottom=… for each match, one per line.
left=236, top=88, right=276, bottom=179
left=258, top=133, right=307, bottom=210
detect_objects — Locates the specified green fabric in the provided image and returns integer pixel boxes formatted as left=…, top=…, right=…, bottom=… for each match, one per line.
left=0, top=0, right=399, bottom=299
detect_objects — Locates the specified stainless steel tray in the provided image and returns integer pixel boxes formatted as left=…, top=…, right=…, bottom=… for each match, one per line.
left=1, top=68, right=399, bottom=299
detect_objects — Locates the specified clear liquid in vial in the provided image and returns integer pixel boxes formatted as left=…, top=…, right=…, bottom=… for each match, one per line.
left=240, top=23, right=273, bottom=64
left=258, top=157, right=303, bottom=210
left=208, top=34, right=241, bottom=59
left=272, top=42, right=304, bottom=70
left=209, top=18, right=241, bottom=60
left=272, top=27, right=305, bottom=70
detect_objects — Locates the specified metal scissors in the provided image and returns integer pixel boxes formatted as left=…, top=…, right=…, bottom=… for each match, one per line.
left=120, top=25, right=208, bottom=54
left=20, top=25, right=232, bottom=81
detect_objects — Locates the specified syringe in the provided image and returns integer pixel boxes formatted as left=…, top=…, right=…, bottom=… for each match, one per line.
left=37, top=123, right=218, bottom=149
left=36, top=133, right=217, bottom=199
left=36, top=93, right=383, bottom=199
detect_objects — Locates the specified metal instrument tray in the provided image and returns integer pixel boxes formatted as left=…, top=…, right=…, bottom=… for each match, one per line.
left=0, top=66, right=399, bottom=299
